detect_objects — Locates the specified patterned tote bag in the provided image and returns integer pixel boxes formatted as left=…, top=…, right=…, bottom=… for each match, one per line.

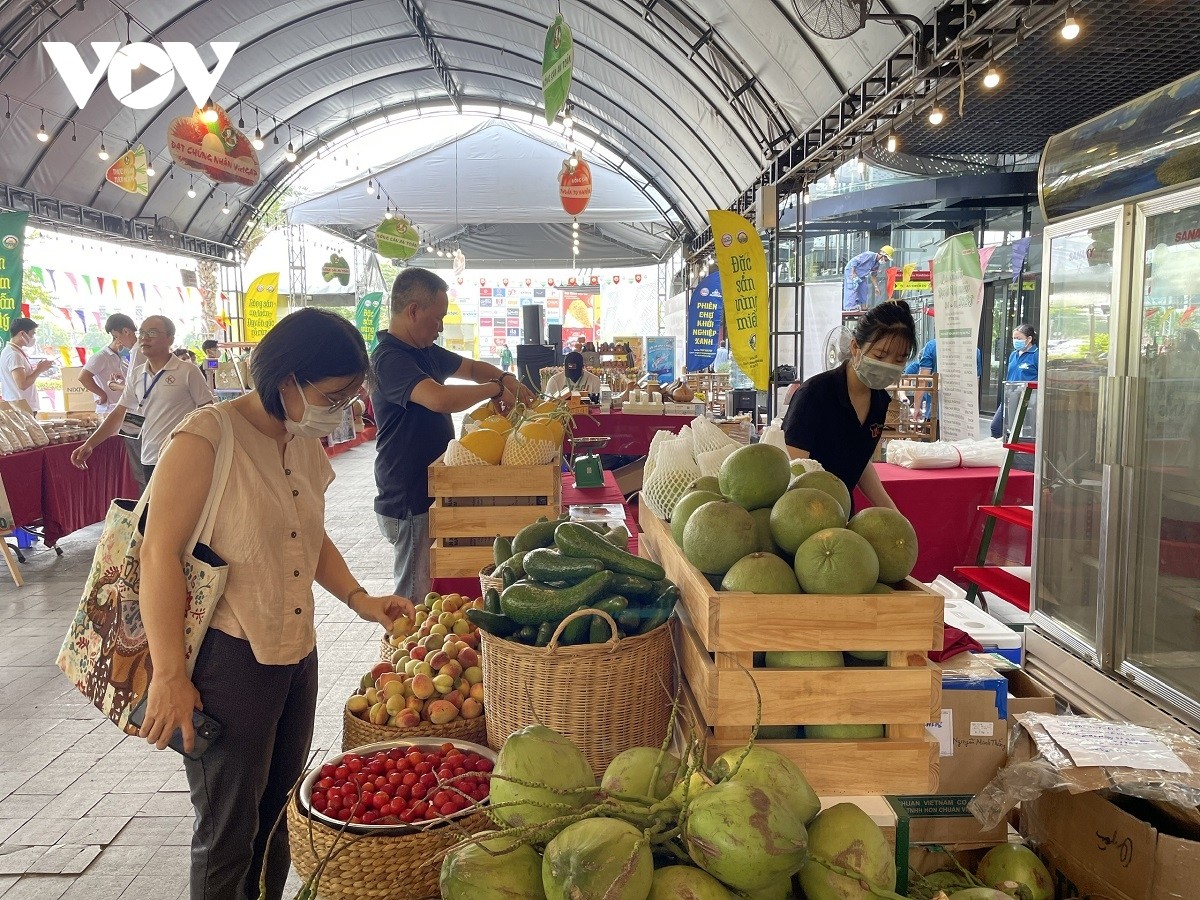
left=57, top=405, right=236, bottom=734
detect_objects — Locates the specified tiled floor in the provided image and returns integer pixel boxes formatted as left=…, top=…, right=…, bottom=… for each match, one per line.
left=0, top=443, right=396, bottom=899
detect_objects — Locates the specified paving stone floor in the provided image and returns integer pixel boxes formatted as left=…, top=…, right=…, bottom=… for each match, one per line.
left=0, top=442, right=395, bottom=899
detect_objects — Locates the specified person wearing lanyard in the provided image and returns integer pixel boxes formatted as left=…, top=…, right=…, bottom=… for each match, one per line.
left=0, top=317, right=54, bottom=409
left=782, top=301, right=917, bottom=511
left=71, top=315, right=215, bottom=485
left=545, top=350, right=601, bottom=395
left=79, top=313, right=138, bottom=411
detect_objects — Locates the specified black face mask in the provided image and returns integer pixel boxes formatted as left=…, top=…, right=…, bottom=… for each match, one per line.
left=565, top=367, right=582, bottom=380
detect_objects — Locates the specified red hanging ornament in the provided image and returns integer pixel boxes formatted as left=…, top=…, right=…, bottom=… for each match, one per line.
left=612, top=275, right=621, bottom=284
left=559, top=160, right=592, bottom=217
left=635, top=273, right=643, bottom=283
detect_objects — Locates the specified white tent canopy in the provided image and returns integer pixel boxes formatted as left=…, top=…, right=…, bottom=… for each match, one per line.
left=242, top=226, right=384, bottom=298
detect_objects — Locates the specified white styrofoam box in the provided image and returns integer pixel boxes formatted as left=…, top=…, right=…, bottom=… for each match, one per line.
left=664, top=402, right=706, bottom=417
left=981, top=592, right=1034, bottom=628
left=927, top=575, right=967, bottom=600
left=943, top=599, right=1022, bottom=651
left=621, top=403, right=666, bottom=415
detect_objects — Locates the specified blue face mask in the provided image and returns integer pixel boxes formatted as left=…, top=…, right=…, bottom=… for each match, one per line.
left=1013, top=338, right=1027, bottom=351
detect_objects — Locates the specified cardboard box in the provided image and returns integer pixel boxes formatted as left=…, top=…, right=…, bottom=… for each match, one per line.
left=61, top=366, right=95, bottom=413
left=1023, top=789, right=1200, bottom=900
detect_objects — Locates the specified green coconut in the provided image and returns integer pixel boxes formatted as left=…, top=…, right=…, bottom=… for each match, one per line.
left=647, top=865, right=735, bottom=899
left=542, top=817, right=653, bottom=900
left=949, top=891, right=1018, bottom=900
left=490, top=725, right=595, bottom=836
left=797, top=803, right=896, bottom=900
left=600, top=747, right=681, bottom=801
left=976, top=845, right=1052, bottom=900
left=684, top=781, right=809, bottom=892
left=710, top=746, right=820, bottom=825
left=741, top=877, right=796, bottom=900
left=439, top=831, right=547, bottom=899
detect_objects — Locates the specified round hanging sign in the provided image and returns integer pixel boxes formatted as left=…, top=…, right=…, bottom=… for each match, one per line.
left=635, top=273, right=643, bottom=283
left=502, top=277, right=509, bottom=286
left=548, top=277, right=556, bottom=286
left=559, top=159, right=592, bottom=217
left=613, top=275, right=620, bottom=284
left=525, top=277, right=532, bottom=287
left=480, top=277, right=487, bottom=286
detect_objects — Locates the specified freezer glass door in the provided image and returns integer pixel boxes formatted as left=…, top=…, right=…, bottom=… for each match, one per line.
left=1034, top=218, right=1119, bottom=657
left=1120, top=195, right=1200, bottom=719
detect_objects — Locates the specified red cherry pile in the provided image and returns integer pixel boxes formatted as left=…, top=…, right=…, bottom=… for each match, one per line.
left=309, top=743, right=493, bottom=827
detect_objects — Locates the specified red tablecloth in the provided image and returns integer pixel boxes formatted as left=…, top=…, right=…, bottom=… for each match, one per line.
left=568, top=410, right=693, bottom=457
left=0, top=436, right=138, bottom=546
left=854, top=463, right=1034, bottom=583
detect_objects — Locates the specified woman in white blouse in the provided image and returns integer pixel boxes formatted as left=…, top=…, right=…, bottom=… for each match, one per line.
left=136, top=308, right=414, bottom=900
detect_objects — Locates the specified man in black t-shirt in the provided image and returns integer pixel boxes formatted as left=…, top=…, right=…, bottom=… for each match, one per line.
left=372, top=268, right=533, bottom=600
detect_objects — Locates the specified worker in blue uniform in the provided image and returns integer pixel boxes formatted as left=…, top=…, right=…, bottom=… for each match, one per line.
left=842, top=245, right=894, bottom=311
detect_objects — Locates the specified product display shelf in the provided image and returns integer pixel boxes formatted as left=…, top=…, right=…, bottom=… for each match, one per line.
left=642, top=509, right=944, bottom=796
left=427, top=459, right=562, bottom=578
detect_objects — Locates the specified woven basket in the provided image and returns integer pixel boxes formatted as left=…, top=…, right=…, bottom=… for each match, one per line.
left=379, top=635, right=397, bottom=662
left=287, top=792, right=489, bottom=900
left=342, top=706, right=490, bottom=752
left=482, top=608, right=674, bottom=777
left=479, top=564, right=505, bottom=597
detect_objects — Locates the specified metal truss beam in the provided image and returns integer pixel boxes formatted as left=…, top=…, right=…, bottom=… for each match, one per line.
left=396, top=0, right=461, bottom=113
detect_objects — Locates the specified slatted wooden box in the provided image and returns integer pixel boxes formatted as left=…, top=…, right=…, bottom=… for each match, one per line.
left=427, top=459, right=562, bottom=578
left=641, top=508, right=943, bottom=796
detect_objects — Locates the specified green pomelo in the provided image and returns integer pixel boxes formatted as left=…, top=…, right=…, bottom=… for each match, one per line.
left=711, top=746, right=820, bottom=825
left=671, top=490, right=725, bottom=546
left=847, top=508, right=919, bottom=583
left=647, top=865, right=735, bottom=900
left=871, top=584, right=893, bottom=593
left=721, top=553, right=801, bottom=594
left=770, top=488, right=848, bottom=555
left=683, top=501, right=758, bottom=575
left=804, top=724, right=885, bottom=739
left=686, top=475, right=722, bottom=495
left=684, top=781, right=809, bottom=892
left=797, top=802, right=896, bottom=900
left=749, top=507, right=782, bottom=555
left=790, top=457, right=819, bottom=475
left=791, top=470, right=852, bottom=517
left=490, top=725, right=595, bottom=836
left=719, top=444, right=792, bottom=510
left=542, top=817, right=653, bottom=900
left=765, top=651, right=844, bottom=668
left=793, top=528, right=879, bottom=595
left=754, top=725, right=802, bottom=739
left=976, top=845, right=1052, bottom=900
left=600, top=747, right=680, bottom=801
left=949, top=891, right=1017, bottom=900
left=440, top=832, right=547, bottom=899
left=845, top=650, right=886, bottom=663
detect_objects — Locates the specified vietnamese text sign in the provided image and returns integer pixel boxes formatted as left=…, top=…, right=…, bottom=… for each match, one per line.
left=355, top=291, right=385, bottom=351
left=686, top=271, right=723, bottom=371
left=932, top=233, right=984, bottom=442
left=542, top=15, right=573, bottom=124
left=0, top=212, right=28, bottom=339
left=646, top=336, right=676, bottom=383
left=709, top=210, right=769, bottom=390
left=243, top=272, right=280, bottom=342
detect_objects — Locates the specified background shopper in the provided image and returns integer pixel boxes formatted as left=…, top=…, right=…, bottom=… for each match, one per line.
left=0, top=317, right=53, bottom=409
left=79, top=313, right=137, bottom=410
left=990, top=323, right=1039, bottom=439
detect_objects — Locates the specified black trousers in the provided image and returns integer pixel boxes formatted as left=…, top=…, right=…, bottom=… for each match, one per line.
left=183, top=628, right=318, bottom=900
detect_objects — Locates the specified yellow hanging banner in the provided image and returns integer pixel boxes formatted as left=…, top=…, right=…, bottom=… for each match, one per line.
left=243, top=273, right=280, bottom=342
left=708, top=210, right=769, bottom=390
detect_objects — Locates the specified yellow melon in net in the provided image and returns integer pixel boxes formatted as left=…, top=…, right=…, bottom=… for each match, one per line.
left=518, top=421, right=558, bottom=444
left=502, top=429, right=558, bottom=465
left=467, top=402, right=494, bottom=422
left=459, top=428, right=506, bottom=465
left=444, top=439, right=490, bottom=467
left=479, top=415, right=514, bottom=435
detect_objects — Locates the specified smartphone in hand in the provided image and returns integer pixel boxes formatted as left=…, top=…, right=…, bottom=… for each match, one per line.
left=127, top=697, right=221, bottom=760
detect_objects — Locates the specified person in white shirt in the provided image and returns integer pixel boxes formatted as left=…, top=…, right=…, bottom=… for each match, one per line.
left=79, top=313, right=138, bottom=410
left=71, top=315, right=215, bottom=485
left=0, top=317, right=54, bottom=410
left=545, top=351, right=601, bottom=396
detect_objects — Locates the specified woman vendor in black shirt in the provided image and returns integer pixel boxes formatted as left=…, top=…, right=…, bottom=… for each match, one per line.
left=782, top=301, right=916, bottom=512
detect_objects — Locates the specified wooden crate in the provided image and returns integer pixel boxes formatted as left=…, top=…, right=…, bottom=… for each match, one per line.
left=427, top=460, right=562, bottom=578
left=642, top=508, right=943, bottom=796
left=882, top=373, right=939, bottom=445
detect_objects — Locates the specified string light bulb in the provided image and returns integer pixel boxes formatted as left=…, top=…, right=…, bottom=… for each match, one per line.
left=1061, top=5, right=1081, bottom=40
left=187, top=180, right=196, bottom=199
left=563, top=106, right=573, bottom=130
left=426, top=243, right=434, bottom=253
left=366, top=178, right=375, bottom=195
left=886, top=133, right=898, bottom=153
left=251, top=128, right=264, bottom=151
left=284, top=142, right=297, bottom=163
left=572, top=220, right=579, bottom=231
left=97, top=136, right=109, bottom=160
left=36, top=110, right=48, bottom=142
left=200, top=103, right=218, bottom=124
left=928, top=105, right=945, bottom=126
left=221, top=197, right=230, bottom=214
left=146, top=163, right=155, bottom=177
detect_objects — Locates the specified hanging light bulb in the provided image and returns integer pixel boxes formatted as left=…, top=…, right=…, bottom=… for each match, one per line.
left=437, top=248, right=446, bottom=257
left=366, top=178, right=375, bottom=195
left=886, top=133, right=898, bottom=153
left=562, top=105, right=573, bottom=130
left=928, top=105, right=945, bottom=126
left=1061, top=5, right=1081, bottom=40
left=284, top=142, right=297, bottom=163
left=35, top=109, right=48, bottom=142
left=187, top=180, right=196, bottom=199
left=146, top=163, right=156, bottom=177
left=856, top=152, right=865, bottom=176
left=252, top=128, right=264, bottom=151
left=982, top=46, right=1002, bottom=89
left=221, top=196, right=230, bottom=214
left=802, top=187, right=810, bottom=205
left=97, top=135, right=109, bottom=160
left=572, top=220, right=579, bottom=231
left=200, top=102, right=218, bottom=124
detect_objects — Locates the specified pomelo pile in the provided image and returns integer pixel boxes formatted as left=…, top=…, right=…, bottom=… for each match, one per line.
left=445, top=399, right=571, bottom=466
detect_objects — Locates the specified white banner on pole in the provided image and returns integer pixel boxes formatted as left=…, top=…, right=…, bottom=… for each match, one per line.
left=931, top=233, right=985, bottom=442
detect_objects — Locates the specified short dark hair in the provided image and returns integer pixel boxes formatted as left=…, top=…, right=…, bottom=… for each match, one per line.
left=104, top=313, right=136, bottom=334
left=250, top=308, right=369, bottom=421
left=173, top=348, right=196, bottom=363
left=852, top=300, right=916, bottom=360
left=390, top=268, right=448, bottom=316
left=1015, top=323, right=1037, bottom=345
left=201, top=339, right=219, bottom=351
left=9, top=317, right=36, bottom=337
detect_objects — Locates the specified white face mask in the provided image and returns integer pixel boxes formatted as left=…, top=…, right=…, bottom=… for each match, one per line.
left=853, top=354, right=904, bottom=390
left=282, top=383, right=345, bottom=438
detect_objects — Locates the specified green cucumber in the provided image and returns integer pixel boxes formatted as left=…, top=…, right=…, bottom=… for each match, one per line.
left=604, top=525, right=632, bottom=547
left=589, top=614, right=618, bottom=644
left=638, top=585, right=679, bottom=634
left=499, top=571, right=614, bottom=625
left=511, top=518, right=561, bottom=553
left=492, top=535, right=513, bottom=568
left=592, top=595, right=629, bottom=618
left=465, top=608, right=519, bottom=638
left=523, top=548, right=605, bottom=585
left=554, top=522, right=665, bottom=581
left=558, top=612, right=591, bottom=645
left=608, top=572, right=656, bottom=601
left=617, top=607, right=643, bottom=632
left=483, top=587, right=501, bottom=615
left=535, top=621, right=555, bottom=647
left=514, top=624, right=538, bottom=644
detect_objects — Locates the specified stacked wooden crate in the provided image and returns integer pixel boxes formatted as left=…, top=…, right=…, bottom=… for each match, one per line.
left=641, top=509, right=943, bottom=796
left=427, top=460, right=562, bottom=578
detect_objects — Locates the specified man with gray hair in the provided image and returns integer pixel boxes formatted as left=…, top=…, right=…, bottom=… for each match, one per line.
left=71, top=315, right=214, bottom=487
left=372, top=268, right=533, bottom=600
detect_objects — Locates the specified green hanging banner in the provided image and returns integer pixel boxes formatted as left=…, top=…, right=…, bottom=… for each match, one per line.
left=0, top=211, right=28, bottom=341
left=376, top=218, right=420, bottom=261
left=355, top=291, right=386, bottom=350
left=542, top=14, right=574, bottom=124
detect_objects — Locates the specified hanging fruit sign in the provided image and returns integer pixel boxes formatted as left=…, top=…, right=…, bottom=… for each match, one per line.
left=635, top=273, right=643, bottom=283
left=167, top=103, right=260, bottom=186
left=376, top=218, right=420, bottom=260
left=105, top=144, right=150, bottom=195
left=321, top=253, right=350, bottom=286
left=525, top=278, right=532, bottom=286
left=542, top=14, right=574, bottom=124
left=589, top=275, right=599, bottom=286
left=559, top=159, right=592, bottom=217
left=548, top=277, right=556, bottom=286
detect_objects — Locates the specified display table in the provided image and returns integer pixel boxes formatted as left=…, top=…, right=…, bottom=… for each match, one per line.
left=430, top=469, right=636, bottom=597
left=854, top=463, right=1034, bottom=583
left=0, top=436, right=138, bottom=547
left=568, top=410, right=693, bottom=458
